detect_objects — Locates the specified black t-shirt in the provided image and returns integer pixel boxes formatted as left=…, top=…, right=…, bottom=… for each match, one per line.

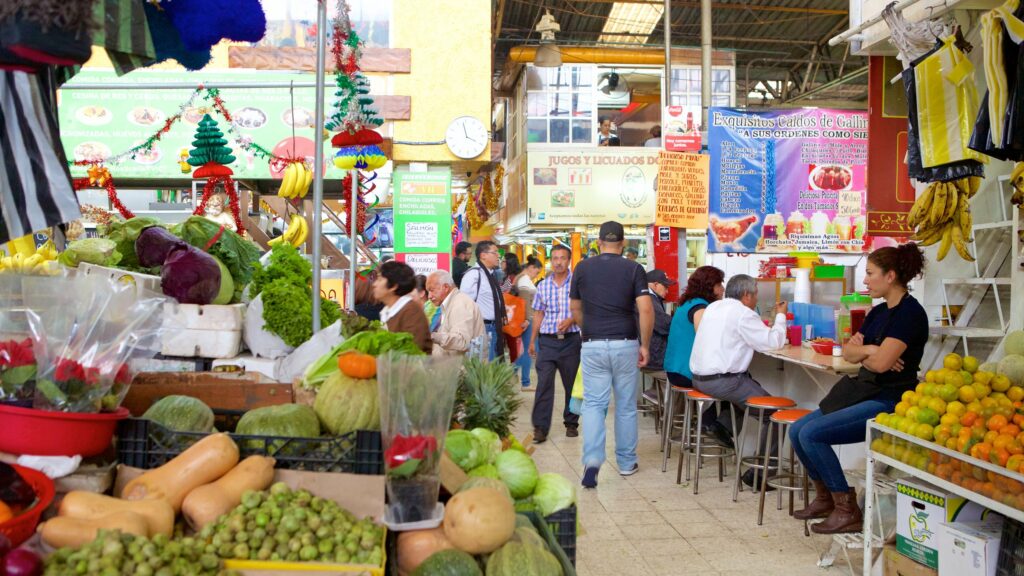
left=569, top=253, right=649, bottom=340
left=858, top=293, right=929, bottom=399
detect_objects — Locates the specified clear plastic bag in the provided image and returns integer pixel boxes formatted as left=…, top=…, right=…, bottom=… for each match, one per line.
left=23, top=275, right=164, bottom=412
left=0, top=276, right=36, bottom=406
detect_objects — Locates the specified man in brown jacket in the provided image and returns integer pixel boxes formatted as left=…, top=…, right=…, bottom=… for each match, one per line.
left=426, top=270, right=485, bottom=356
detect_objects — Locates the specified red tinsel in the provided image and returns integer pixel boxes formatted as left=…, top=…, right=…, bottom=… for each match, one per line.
left=72, top=168, right=134, bottom=219
left=341, top=172, right=367, bottom=236
left=193, top=175, right=245, bottom=234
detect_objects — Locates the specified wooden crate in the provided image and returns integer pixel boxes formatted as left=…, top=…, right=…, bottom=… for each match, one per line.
left=123, top=372, right=293, bottom=416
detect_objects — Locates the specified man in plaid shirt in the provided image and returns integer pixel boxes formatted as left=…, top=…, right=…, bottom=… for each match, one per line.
left=528, top=244, right=580, bottom=443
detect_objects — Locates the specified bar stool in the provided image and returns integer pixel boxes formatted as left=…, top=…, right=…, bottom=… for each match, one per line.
left=638, top=369, right=666, bottom=432
left=660, top=384, right=691, bottom=472
left=732, top=396, right=796, bottom=502
left=679, top=390, right=737, bottom=494
left=757, top=408, right=811, bottom=525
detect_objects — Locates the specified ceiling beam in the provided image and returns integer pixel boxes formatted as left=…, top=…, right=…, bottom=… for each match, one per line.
left=500, top=27, right=821, bottom=45
left=563, top=0, right=846, bottom=15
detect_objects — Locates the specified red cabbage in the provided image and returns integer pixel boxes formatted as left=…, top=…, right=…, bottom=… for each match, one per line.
left=160, top=245, right=222, bottom=304
left=136, top=226, right=186, bottom=268
left=2, top=549, right=42, bottom=576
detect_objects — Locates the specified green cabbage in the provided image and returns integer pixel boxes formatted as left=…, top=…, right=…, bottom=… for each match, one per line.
left=445, top=429, right=486, bottom=472
left=57, top=238, right=121, bottom=268
left=495, top=449, right=538, bottom=499
left=532, top=472, right=576, bottom=517
left=468, top=463, right=499, bottom=479
left=142, top=395, right=214, bottom=432
left=236, top=403, right=320, bottom=449
left=469, top=428, right=501, bottom=463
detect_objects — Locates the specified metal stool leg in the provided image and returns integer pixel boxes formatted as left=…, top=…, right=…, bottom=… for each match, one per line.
left=661, top=386, right=676, bottom=471
left=716, top=403, right=725, bottom=482
left=757, top=418, right=774, bottom=525
left=693, top=399, right=705, bottom=495
left=777, top=421, right=787, bottom=511
left=732, top=405, right=752, bottom=501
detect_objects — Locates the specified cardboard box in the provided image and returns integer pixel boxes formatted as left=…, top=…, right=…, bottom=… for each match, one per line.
left=896, top=479, right=989, bottom=569
left=885, top=546, right=937, bottom=576
left=938, top=520, right=1003, bottom=576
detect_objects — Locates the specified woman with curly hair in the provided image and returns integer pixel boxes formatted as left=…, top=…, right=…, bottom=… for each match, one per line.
left=663, top=266, right=730, bottom=445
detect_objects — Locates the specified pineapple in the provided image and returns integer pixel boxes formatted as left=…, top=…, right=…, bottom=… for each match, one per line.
left=455, top=358, right=522, bottom=438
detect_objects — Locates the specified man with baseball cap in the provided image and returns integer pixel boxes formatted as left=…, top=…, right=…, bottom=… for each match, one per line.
left=570, top=221, right=654, bottom=488
left=644, top=269, right=676, bottom=372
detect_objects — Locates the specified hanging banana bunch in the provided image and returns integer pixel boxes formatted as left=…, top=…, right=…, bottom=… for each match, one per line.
left=907, top=176, right=980, bottom=262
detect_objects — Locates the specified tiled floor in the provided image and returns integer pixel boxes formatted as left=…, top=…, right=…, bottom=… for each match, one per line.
left=511, top=379, right=862, bottom=576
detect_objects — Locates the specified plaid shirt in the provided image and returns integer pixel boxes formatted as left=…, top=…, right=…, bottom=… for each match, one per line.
left=532, top=272, right=579, bottom=334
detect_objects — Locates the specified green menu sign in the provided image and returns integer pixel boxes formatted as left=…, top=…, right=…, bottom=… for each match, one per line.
left=58, top=69, right=336, bottom=180
left=393, top=170, right=452, bottom=259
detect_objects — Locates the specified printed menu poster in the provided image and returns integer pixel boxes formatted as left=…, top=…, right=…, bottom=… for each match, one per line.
left=393, top=170, right=452, bottom=271
left=707, top=107, right=869, bottom=253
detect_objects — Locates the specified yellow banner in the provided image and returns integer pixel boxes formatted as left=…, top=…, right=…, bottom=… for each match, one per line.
left=655, top=151, right=710, bottom=229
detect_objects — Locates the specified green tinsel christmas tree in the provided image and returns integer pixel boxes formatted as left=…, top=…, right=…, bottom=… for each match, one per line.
left=188, top=114, right=236, bottom=167
left=326, top=72, right=383, bottom=133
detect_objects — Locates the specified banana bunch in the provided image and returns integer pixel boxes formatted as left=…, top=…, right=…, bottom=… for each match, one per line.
left=268, top=214, right=308, bottom=248
left=278, top=161, right=313, bottom=199
left=0, top=240, right=59, bottom=275
left=1010, top=162, right=1024, bottom=207
left=908, top=177, right=980, bottom=262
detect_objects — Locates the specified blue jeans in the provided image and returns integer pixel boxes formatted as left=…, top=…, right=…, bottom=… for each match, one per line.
left=789, top=398, right=897, bottom=492
left=581, top=339, right=639, bottom=471
left=515, top=320, right=533, bottom=386
left=485, top=323, right=498, bottom=361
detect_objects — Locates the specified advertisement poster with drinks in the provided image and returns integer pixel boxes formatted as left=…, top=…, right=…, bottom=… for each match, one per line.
left=706, top=107, right=869, bottom=253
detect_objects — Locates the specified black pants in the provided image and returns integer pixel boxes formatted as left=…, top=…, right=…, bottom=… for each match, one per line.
left=531, top=333, right=581, bottom=433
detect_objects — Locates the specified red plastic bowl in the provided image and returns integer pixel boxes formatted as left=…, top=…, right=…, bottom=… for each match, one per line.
left=0, top=404, right=129, bottom=457
left=810, top=340, right=835, bottom=355
left=0, top=464, right=55, bottom=547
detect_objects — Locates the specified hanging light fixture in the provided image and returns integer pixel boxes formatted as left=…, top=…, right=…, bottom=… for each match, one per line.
left=534, top=9, right=561, bottom=68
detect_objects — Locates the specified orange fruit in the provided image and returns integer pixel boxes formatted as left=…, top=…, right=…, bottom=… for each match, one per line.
left=961, top=412, right=979, bottom=427
left=1008, top=440, right=1024, bottom=456
left=1007, top=454, right=1024, bottom=473
left=972, top=442, right=993, bottom=461
left=985, top=430, right=1000, bottom=444
left=992, top=448, right=1011, bottom=467
left=993, top=434, right=1014, bottom=451
left=1002, top=424, right=1021, bottom=438
left=1006, top=386, right=1024, bottom=403
left=0, top=501, right=11, bottom=524
left=988, top=414, right=1009, bottom=431
left=945, top=437, right=959, bottom=450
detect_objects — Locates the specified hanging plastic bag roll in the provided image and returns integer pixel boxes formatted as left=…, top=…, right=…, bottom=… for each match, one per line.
left=792, top=268, right=812, bottom=304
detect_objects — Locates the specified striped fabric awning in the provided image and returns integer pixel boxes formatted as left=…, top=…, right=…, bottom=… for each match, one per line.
left=0, top=70, right=81, bottom=244
left=56, top=0, right=157, bottom=85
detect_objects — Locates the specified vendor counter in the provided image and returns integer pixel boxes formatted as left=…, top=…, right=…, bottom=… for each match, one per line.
left=748, top=345, right=864, bottom=470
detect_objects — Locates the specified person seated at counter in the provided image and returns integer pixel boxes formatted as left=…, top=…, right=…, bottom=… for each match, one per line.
left=789, top=243, right=928, bottom=534
left=664, top=266, right=729, bottom=445
left=690, top=274, right=787, bottom=487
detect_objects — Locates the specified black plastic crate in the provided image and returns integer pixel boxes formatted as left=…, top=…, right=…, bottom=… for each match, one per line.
left=997, top=516, right=1024, bottom=576
left=116, top=417, right=383, bottom=474
left=527, top=511, right=576, bottom=576
left=544, top=505, right=577, bottom=567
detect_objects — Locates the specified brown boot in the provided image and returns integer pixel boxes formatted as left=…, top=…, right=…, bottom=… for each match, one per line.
left=811, top=489, right=863, bottom=534
left=793, top=480, right=833, bottom=520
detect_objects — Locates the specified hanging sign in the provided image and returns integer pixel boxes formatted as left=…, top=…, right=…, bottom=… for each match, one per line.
left=663, top=106, right=702, bottom=152
left=393, top=170, right=452, bottom=271
left=655, top=151, right=709, bottom=229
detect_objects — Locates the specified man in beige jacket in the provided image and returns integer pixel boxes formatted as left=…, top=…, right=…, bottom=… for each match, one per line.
left=426, top=270, right=486, bottom=356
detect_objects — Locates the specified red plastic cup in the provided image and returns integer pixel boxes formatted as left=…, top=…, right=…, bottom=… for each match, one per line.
left=788, top=325, right=802, bottom=347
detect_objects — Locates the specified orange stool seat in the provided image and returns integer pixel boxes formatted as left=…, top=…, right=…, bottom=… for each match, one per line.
left=671, top=385, right=693, bottom=393
left=771, top=409, right=812, bottom=424
left=686, top=390, right=716, bottom=401
left=745, top=396, right=796, bottom=409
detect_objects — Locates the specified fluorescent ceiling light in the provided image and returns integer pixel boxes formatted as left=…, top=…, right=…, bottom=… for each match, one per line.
left=599, top=2, right=664, bottom=45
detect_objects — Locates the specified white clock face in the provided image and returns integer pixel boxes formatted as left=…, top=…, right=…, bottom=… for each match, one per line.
left=445, top=116, right=489, bottom=159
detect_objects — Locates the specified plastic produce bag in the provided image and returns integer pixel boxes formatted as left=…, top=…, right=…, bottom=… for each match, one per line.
left=0, top=275, right=36, bottom=406
left=278, top=319, right=344, bottom=384
left=243, top=293, right=295, bottom=359
left=569, top=369, right=584, bottom=415
left=22, top=274, right=164, bottom=412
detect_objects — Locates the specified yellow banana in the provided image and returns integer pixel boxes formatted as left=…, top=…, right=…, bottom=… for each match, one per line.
left=936, top=223, right=954, bottom=261
left=907, top=183, right=934, bottom=229
left=300, top=163, right=313, bottom=198
left=951, top=224, right=974, bottom=262
left=290, top=216, right=308, bottom=248
left=911, top=224, right=944, bottom=246
left=942, top=181, right=960, bottom=223
left=37, top=239, right=58, bottom=261
left=268, top=235, right=284, bottom=246
left=956, top=195, right=972, bottom=240
left=279, top=163, right=298, bottom=198
left=928, top=182, right=949, bottom=226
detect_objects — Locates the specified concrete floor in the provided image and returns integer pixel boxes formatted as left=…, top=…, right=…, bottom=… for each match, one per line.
left=510, top=375, right=863, bottom=576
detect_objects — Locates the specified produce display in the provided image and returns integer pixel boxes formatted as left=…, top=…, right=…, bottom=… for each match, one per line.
left=267, top=214, right=308, bottom=249
left=907, top=176, right=980, bottom=262
left=277, top=161, right=313, bottom=200
left=0, top=239, right=59, bottom=275
left=872, top=338, right=1024, bottom=508
left=454, top=359, right=523, bottom=439
left=44, top=531, right=235, bottom=576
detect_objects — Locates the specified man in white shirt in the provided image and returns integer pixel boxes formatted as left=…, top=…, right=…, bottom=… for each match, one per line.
left=690, top=274, right=787, bottom=487
left=459, top=241, right=506, bottom=360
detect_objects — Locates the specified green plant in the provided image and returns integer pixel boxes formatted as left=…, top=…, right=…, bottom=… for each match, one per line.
left=455, top=359, right=521, bottom=439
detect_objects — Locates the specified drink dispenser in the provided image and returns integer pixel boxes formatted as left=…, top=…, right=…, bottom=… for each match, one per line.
left=837, top=293, right=872, bottom=344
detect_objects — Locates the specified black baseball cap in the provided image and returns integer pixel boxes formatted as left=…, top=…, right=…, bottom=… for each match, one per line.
left=598, top=221, right=624, bottom=242
left=646, top=269, right=677, bottom=286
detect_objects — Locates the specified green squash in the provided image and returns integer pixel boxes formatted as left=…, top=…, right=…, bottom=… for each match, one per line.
left=314, top=372, right=380, bottom=435
left=485, top=540, right=562, bottom=576
left=142, top=395, right=215, bottom=432
left=412, top=549, right=482, bottom=576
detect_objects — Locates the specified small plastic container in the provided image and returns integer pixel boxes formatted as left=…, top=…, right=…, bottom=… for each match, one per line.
left=0, top=404, right=129, bottom=457
left=0, top=464, right=56, bottom=546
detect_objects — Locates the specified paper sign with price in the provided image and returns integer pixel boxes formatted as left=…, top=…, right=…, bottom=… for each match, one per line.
left=319, top=278, right=345, bottom=306
left=404, top=222, right=438, bottom=248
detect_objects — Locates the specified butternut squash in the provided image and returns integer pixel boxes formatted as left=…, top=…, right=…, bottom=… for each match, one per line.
left=40, top=511, right=149, bottom=548
left=58, top=491, right=175, bottom=536
left=181, top=455, right=276, bottom=530
left=122, top=433, right=240, bottom=511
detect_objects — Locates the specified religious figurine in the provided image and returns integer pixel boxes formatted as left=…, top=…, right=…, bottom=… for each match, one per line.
left=202, top=191, right=238, bottom=232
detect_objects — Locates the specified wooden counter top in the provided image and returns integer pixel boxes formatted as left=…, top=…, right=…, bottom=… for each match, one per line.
left=760, top=345, right=860, bottom=375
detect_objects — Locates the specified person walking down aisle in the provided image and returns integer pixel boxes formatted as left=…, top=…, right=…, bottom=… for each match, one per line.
left=790, top=243, right=928, bottom=534
left=452, top=241, right=473, bottom=288
left=642, top=269, right=675, bottom=372
left=515, top=256, right=542, bottom=389
left=529, top=246, right=580, bottom=443
left=460, top=241, right=506, bottom=360
left=571, top=222, right=653, bottom=488
left=374, top=261, right=433, bottom=354
left=690, top=274, right=787, bottom=488
left=663, top=266, right=729, bottom=445
left=426, top=270, right=485, bottom=357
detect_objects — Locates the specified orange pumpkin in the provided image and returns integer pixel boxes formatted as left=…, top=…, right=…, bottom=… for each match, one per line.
left=338, top=351, right=377, bottom=379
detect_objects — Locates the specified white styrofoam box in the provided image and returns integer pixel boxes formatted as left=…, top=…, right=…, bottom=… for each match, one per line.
left=163, top=302, right=245, bottom=331
left=210, top=354, right=281, bottom=382
left=161, top=328, right=242, bottom=359
left=77, top=262, right=161, bottom=296
left=938, top=520, right=1003, bottom=576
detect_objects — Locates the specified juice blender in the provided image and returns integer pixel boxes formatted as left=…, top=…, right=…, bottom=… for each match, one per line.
left=785, top=212, right=807, bottom=237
